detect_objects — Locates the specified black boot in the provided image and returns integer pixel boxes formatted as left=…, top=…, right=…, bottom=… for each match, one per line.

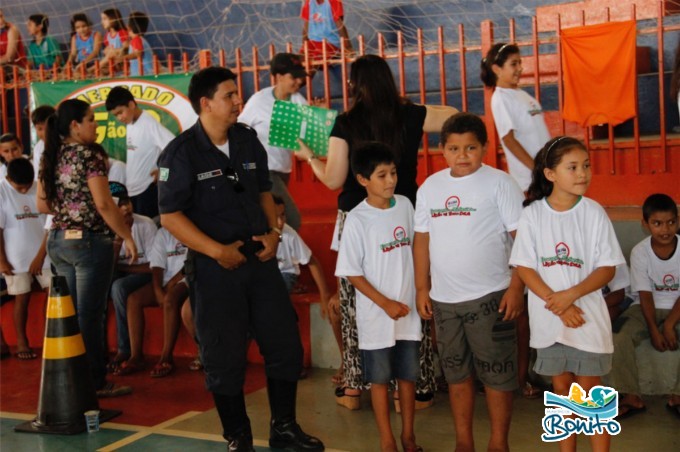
left=213, top=391, right=254, bottom=452
left=267, top=378, right=325, bottom=451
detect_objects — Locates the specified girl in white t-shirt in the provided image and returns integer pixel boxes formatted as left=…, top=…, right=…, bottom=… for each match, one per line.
left=510, top=136, right=625, bottom=451
left=481, top=43, right=551, bottom=192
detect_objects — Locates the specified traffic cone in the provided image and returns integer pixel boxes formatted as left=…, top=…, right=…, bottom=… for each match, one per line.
left=15, top=276, right=121, bottom=434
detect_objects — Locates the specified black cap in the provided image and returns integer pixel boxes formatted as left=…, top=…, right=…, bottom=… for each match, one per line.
left=270, top=53, right=307, bottom=78
left=109, top=181, right=130, bottom=200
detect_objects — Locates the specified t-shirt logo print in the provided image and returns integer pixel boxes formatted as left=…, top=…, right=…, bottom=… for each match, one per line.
left=540, top=242, right=584, bottom=268
left=430, top=195, right=477, bottom=218
left=379, top=226, right=411, bottom=253
left=655, top=274, right=679, bottom=292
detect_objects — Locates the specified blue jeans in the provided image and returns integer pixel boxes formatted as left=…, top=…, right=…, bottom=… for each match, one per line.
left=48, top=230, right=115, bottom=390
left=111, top=272, right=152, bottom=355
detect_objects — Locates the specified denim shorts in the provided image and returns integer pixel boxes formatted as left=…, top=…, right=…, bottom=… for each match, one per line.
left=361, top=340, right=420, bottom=384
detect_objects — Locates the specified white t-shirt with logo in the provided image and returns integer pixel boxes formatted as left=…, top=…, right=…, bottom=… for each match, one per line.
left=630, top=235, right=680, bottom=310
left=32, top=140, right=45, bottom=180
left=108, top=158, right=126, bottom=185
left=510, top=197, right=625, bottom=353
left=118, top=213, right=157, bottom=265
left=278, top=223, right=312, bottom=275
left=148, top=227, right=188, bottom=287
left=491, top=87, right=551, bottom=191
left=0, top=180, right=50, bottom=272
left=126, top=111, right=175, bottom=197
left=335, top=195, right=422, bottom=350
left=238, top=86, right=307, bottom=173
left=414, top=165, right=524, bottom=303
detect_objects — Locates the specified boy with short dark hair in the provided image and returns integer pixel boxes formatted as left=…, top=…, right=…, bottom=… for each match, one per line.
left=118, top=11, right=153, bottom=76
left=105, top=85, right=174, bottom=218
left=335, top=141, right=422, bottom=452
left=413, top=112, right=524, bottom=451
left=610, top=193, right=680, bottom=419
left=0, top=158, right=51, bottom=359
left=30, top=105, right=56, bottom=180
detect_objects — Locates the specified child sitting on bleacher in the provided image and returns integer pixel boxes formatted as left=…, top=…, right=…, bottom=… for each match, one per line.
left=610, top=193, right=680, bottom=420
left=0, top=158, right=50, bottom=359
left=120, top=11, right=153, bottom=76
left=107, top=181, right=157, bottom=375
left=30, top=105, right=55, bottom=180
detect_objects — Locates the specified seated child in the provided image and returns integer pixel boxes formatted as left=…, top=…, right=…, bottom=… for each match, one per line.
left=335, top=142, right=423, bottom=452
left=107, top=181, right=157, bottom=374
left=119, top=11, right=153, bottom=76
left=26, top=14, right=62, bottom=70
left=123, top=226, right=189, bottom=378
left=68, top=13, right=101, bottom=73
left=610, top=193, right=680, bottom=419
left=414, top=113, right=524, bottom=452
left=0, top=158, right=51, bottom=359
left=98, top=8, right=128, bottom=75
left=30, top=105, right=55, bottom=179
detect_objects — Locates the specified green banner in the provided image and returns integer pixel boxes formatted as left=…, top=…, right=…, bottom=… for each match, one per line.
left=30, top=74, right=197, bottom=161
left=269, top=100, right=337, bottom=157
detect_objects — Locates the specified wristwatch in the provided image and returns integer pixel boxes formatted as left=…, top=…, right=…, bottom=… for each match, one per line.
left=271, top=227, right=283, bottom=242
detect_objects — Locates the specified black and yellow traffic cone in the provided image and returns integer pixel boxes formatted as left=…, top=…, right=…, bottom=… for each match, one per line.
left=15, top=276, right=121, bottom=434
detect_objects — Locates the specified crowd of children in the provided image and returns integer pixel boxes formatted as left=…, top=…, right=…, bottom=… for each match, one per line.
left=0, top=10, right=678, bottom=448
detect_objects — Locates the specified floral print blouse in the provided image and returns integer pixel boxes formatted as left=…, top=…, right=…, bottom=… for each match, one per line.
left=51, top=142, right=110, bottom=234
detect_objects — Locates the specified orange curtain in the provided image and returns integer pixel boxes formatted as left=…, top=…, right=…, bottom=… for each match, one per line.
left=560, top=20, right=636, bottom=127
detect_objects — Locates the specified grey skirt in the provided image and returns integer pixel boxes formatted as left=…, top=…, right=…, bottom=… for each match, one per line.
left=534, top=343, right=612, bottom=377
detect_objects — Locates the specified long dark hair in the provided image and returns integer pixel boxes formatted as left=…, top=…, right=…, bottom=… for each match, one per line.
left=480, top=42, right=520, bottom=88
left=524, top=136, right=587, bottom=207
left=102, top=8, right=124, bottom=32
left=40, top=99, right=91, bottom=207
left=343, top=54, right=407, bottom=160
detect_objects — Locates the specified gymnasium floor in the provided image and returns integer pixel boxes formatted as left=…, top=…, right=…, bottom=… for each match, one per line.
left=1, top=355, right=678, bottom=451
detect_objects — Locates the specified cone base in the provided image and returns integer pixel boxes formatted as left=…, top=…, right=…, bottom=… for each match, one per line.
left=13, top=409, right=122, bottom=435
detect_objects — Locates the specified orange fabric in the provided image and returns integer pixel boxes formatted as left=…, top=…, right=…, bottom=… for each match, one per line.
left=560, top=20, right=636, bottom=126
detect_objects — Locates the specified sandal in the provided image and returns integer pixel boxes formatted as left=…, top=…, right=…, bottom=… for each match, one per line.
left=522, top=382, right=543, bottom=400
left=150, top=361, right=174, bottom=378
left=113, top=360, right=145, bottom=376
left=188, top=356, right=203, bottom=371
left=335, top=386, right=361, bottom=410
left=15, top=349, right=37, bottom=360
left=106, top=355, right=128, bottom=373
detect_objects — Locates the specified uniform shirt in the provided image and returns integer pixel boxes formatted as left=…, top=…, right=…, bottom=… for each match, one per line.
left=300, top=0, right=344, bottom=47
left=128, top=35, right=153, bottom=76
left=277, top=223, right=312, bottom=275
left=108, top=158, right=126, bottom=184
left=126, top=110, right=174, bottom=197
left=32, top=140, right=44, bottom=180
left=510, top=197, right=626, bottom=354
left=158, top=120, right=272, bottom=245
left=0, top=180, right=50, bottom=272
left=148, top=227, right=188, bottom=286
left=118, top=213, right=157, bottom=265
left=414, top=165, right=524, bottom=303
left=630, top=235, right=680, bottom=310
left=491, top=87, right=551, bottom=191
left=104, top=29, right=128, bottom=49
left=27, top=36, right=60, bottom=69
left=238, top=86, right=308, bottom=173
left=74, top=32, right=98, bottom=63
left=336, top=195, right=421, bottom=350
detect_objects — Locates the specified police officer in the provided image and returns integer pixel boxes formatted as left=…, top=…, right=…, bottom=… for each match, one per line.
left=158, top=67, right=324, bottom=452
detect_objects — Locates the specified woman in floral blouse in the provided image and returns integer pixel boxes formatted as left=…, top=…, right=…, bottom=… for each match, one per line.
left=37, top=98, right=137, bottom=397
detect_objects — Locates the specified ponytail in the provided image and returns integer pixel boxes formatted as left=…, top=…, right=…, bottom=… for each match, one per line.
left=39, top=99, right=91, bottom=208
left=524, top=136, right=586, bottom=207
left=480, top=42, right=520, bottom=88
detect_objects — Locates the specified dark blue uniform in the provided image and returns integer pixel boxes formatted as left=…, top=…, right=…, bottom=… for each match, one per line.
left=158, top=120, right=303, bottom=395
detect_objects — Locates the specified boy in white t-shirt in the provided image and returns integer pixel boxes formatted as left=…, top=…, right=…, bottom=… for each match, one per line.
left=30, top=105, right=55, bottom=180
left=609, top=193, right=680, bottom=419
left=0, top=158, right=51, bottom=359
left=105, top=86, right=175, bottom=219
left=603, top=263, right=636, bottom=322
left=238, top=53, right=311, bottom=231
left=335, top=142, right=422, bottom=452
left=413, top=113, right=524, bottom=452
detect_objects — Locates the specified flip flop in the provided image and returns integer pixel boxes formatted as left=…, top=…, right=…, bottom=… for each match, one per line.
left=522, top=382, right=543, bottom=399
left=106, top=356, right=128, bottom=373
left=15, top=349, right=37, bottom=360
left=666, top=402, right=680, bottom=419
left=617, top=403, right=646, bottom=420
left=188, top=356, right=203, bottom=371
left=113, top=360, right=145, bottom=376
left=150, top=361, right=174, bottom=378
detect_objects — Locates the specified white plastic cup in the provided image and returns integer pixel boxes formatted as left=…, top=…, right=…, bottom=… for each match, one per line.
left=84, top=410, right=100, bottom=433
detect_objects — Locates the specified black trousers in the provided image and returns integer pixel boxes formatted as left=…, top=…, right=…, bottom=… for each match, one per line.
left=189, top=253, right=303, bottom=395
